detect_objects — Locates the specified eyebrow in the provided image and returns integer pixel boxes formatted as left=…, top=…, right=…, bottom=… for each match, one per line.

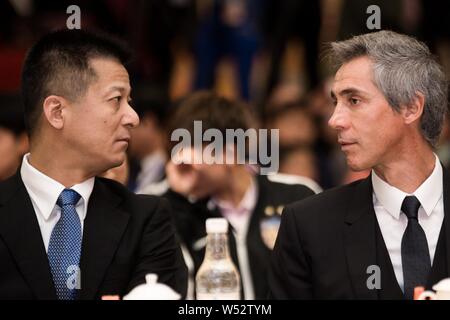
left=103, top=85, right=131, bottom=97
left=330, top=87, right=367, bottom=99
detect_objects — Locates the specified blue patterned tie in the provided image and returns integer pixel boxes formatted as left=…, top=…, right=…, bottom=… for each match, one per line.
left=48, top=189, right=82, bottom=300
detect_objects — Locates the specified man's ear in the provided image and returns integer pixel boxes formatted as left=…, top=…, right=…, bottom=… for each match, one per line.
left=402, top=92, right=425, bottom=125
left=42, top=95, right=67, bottom=130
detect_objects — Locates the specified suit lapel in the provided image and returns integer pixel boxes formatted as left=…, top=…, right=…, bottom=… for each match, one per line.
left=0, top=173, right=56, bottom=299
left=78, top=178, right=129, bottom=300
left=343, top=176, right=378, bottom=299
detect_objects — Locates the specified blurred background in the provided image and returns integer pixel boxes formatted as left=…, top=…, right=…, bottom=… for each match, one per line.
left=1, top=0, right=450, bottom=190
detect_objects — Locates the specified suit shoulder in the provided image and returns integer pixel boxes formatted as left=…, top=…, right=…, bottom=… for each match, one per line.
left=285, top=179, right=364, bottom=222
left=0, top=174, right=18, bottom=192
left=0, top=173, right=22, bottom=205
left=259, top=175, right=316, bottom=201
left=96, top=177, right=162, bottom=208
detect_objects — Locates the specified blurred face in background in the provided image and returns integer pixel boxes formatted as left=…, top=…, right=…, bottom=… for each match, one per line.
left=166, top=146, right=232, bottom=199
left=175, top=163, right=229, bottom=199
left=279, top=147, right=318, bottom=181
left=129, top=113, right=164, bottom=159
left=270, top=107, right=317, bottom=148
left=328, top=56, right=406, bottom=171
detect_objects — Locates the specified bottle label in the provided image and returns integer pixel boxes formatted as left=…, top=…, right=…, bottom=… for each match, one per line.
left=196, top=292, right=240, bottom=300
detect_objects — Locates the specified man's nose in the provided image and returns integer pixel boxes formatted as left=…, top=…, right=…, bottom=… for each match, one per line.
left=328, top=104, right=349, bottom=131
left=124, top=102, right=140, bottom=128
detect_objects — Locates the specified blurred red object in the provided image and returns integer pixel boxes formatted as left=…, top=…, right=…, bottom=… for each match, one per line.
left=414, top=286, right=425, bottom=300
left=0, top=47, right=26, bottom=93
left=101, top=295, right=120, bottom=300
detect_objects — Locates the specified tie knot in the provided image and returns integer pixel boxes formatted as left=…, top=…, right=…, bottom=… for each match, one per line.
left=401, top=196, right=421, bottom=220
left=57, top=189, right=81, bottom=207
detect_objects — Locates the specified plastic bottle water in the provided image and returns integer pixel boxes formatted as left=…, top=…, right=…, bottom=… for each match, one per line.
left=195, top=218, right=241, bottom=300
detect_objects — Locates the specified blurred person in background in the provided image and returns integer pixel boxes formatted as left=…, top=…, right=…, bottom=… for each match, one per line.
left=278, top=146, right=318, bottom=184
left=128, top=0, right=196, bottom=100
left=194, top=0, right=263, bottom=100
left=127, top=94, right=168, bottom=193
left=0, top=94, right=29, bottom=181
left=263, top=99, right=322, bottom=190
left=262, top=0, right=321, bottom=101
left=265, top=100, right=318, bottom=150
left=158, top=91, right=316, bottom=299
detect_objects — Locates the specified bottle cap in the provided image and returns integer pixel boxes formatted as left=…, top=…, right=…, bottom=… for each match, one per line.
left=206, top=218, right=228, bottom=234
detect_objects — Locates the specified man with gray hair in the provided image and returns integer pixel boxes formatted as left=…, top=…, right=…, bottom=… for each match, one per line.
left=269, top=30, right=449, bottom=300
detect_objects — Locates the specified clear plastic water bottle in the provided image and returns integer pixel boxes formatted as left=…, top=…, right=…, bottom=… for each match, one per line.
left=195, top=218, right=241, bottom=300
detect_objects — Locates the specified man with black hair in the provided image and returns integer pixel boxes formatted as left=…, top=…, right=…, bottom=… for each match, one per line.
left=0, top=29, right=187, bottom=300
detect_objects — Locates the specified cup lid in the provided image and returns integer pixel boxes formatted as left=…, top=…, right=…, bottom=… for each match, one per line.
left=432, top=278, right=450, bottom=292
left=123, top=273, right=181, bottom=300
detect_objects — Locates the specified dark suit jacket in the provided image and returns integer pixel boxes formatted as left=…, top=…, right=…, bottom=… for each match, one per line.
left=0, top=173, right=187, bottom=300
left=269, top=168, right=450, bottom=299
left=165, top=175, right=315, bottom=299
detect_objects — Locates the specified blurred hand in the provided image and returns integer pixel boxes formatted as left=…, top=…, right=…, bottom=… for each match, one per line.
left=166, top=161, right=200, bottom=197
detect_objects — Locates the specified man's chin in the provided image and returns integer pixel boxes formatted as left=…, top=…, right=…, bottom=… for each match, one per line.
left=101, top=155, right=125, bottom=172
left=346, top=157, right=370, bottom=172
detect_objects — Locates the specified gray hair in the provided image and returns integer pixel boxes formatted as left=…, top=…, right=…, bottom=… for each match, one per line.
left=328, top=30, right=448, bottom=147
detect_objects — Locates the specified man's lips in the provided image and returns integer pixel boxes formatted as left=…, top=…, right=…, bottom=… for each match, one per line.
left=338, top=139, right=357, bottom=149
left=338, top=139, right=356, bottom=145
left=116, top=137, right=130, bottom=144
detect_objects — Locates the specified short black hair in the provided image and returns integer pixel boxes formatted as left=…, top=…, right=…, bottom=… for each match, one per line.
left=21, top=29, right=131, bottom=138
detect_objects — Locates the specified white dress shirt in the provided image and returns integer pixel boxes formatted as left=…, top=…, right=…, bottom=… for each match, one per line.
left=135, top=152, right=166, bottom=194
left=20, top=154, right=95, bottom=252
left=372, top=154, right=444, bottom=291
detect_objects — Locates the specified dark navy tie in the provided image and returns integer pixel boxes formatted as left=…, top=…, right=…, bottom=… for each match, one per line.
left=48, top=189, right=82, bottom=300
left=401, top=196, right=431, bottom=300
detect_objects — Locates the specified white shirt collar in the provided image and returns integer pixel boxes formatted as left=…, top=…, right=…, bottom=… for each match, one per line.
left=20, top=153, right=95, bottom=221
left=136, top=152, right=166, bottom=186
left=208, top=176, right=258, bottom=214
left=140, top=152, right=166, bottom=172
left=372, top=154, right=443, bottom=220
